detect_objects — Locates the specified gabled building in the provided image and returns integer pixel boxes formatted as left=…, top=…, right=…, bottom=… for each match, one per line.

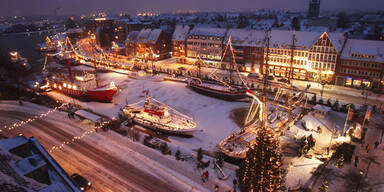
left=337, top=39, right=384, bottom=92
left=172, top=25, right=191, bottom=64
left=125, top=31, right=140, bottom=58
left=125, top=28, right=171, bottom=61
left=262, top=30, right=346, bottom=82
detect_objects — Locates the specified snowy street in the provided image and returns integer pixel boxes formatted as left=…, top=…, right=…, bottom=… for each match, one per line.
left=0, top=101, right=213, bottom=192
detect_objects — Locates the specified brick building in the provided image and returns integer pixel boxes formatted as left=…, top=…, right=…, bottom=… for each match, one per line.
left=125, top=28, right=171, bottom=61
left=336, top=39, right=384, bottom=92
left=172, top=25, right=191, bottom=64
left=223, top=29, right=265, bottom=72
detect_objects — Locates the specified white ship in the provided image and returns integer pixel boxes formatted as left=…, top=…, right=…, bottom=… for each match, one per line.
left=122, top=92, right=197, bottom=136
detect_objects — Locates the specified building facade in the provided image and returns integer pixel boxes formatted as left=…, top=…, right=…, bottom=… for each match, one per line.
left=186, top=27, right=228, bottom=68
left=261, top=31, right=346, bottom=83
left=170, top=27, right=384, bottom=90
left=125, top=28, right=171, bottom=61
left=336, top=39, right=384, bottom=92
left=172, top=25, right=191, bottom=64
left=223, top=29, right=265, bottom=72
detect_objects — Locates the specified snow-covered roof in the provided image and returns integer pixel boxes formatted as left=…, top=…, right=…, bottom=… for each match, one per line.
left=313, top=104, right=331, bottom=112
left=75, top=110, right=103, bottom=122
left=136, top=28, right=163, bottom=44
left=189, top=27, right=227, bottom=37
left=172, top=25, right=190, bottom=41
left=327, top=32, right=346, bottom=53
left=126, top=31, right=140, bottom=43
left=13, top=154, right=46, bottom=175
left=29, top=137, right=81, bottom=192
left=268, top=30, right=345, bottom=52
left=341, top=39, right=384, bottom=63
left=270, top=30, right=322, bottom=50
left=0, top=136, right=28, bottom=151
left=225, top=29, right=265, bottom=47
left=39, top=183, right=72, bottom=192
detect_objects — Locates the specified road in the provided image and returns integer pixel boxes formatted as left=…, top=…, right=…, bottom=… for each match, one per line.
left=0, top=103, right=181, bottom=192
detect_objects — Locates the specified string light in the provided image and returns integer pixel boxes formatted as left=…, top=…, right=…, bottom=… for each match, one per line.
left=48, top=119, right=112, bottom=153
left=0, top=104, right=67, bottom=133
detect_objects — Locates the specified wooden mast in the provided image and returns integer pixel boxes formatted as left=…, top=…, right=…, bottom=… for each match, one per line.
left=261, top=30, right=271, bottom=125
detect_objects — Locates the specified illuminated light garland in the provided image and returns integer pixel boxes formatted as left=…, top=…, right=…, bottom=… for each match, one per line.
left=0, top=104, right=66, bottom=133
left=48, top=120, right=112, bottom=153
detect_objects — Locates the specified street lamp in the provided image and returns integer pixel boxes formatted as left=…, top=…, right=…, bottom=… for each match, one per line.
left=320, top=80, right=326, bottom=101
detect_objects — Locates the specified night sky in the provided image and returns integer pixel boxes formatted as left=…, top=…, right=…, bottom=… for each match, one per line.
left=1, top=0, right=383, bottom=16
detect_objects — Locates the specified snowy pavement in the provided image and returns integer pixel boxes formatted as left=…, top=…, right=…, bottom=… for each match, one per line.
left=46, top=71, right=249, bottom=152
left=0, top=101, right=217, bottom=192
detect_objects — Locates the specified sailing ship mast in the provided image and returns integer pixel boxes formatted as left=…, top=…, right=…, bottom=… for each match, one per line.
left=261, top=30, right=272, bottom=125
left=228, top=37, right=233, bottom=85
left=64, top=37, right=74, bottom=83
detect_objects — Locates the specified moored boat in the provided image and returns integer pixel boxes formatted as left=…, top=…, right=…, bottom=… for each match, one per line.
left=122, top=93, right=197, bottom=136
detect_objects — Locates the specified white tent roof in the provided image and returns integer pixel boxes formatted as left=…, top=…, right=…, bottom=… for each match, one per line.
left=75, top=110, right=102, bottom=122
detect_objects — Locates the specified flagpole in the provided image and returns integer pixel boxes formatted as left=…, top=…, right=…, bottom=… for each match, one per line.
left=343, top=104, right=351, bottom=136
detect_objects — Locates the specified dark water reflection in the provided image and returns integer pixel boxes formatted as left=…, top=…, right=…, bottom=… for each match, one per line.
left=0, top=31, right=58, bottom=80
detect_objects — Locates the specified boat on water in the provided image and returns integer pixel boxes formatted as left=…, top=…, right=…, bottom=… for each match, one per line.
left=187, top=38, right=247, bottom=101
left=38, top=36, right=58, bottom=53
left=122, top=92, right=197, bottom=136
left=42, top=47, right=118, bottom=102
left=43, top=73, right=118, bottom=103
left=188, top=77, right=247, bottom=100
left=219, top=31, right=311, bottom=159
left=10, top=51, right=31, bottom=70
left=163, top=74, right=188, bottom=83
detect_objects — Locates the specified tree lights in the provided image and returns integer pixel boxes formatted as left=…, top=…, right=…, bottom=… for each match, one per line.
left=237, top=125, right=284, bottom=192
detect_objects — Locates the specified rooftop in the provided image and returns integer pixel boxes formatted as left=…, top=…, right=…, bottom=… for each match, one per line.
left=189, top=27, right=227, bottom=37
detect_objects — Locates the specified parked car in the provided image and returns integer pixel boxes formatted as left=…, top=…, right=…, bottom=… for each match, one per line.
left=71, top=174, right=91, bottom=191
left=278, top=78, right=288, bottom=83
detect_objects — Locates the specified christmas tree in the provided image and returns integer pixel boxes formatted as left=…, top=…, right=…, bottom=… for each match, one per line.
left=237, top=125, right=284, bottom=192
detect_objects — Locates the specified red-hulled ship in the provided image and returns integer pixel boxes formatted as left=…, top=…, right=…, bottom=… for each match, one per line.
left=45, top=74, right=118, bottom=103
left=41, top=40, right=118, bottom=103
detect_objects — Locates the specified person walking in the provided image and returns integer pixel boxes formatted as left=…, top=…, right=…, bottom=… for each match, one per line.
left=374, top=141, right=379, bottom=149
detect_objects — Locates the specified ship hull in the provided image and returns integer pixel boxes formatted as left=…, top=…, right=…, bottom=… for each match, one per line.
left=132, top=117, right=196, bottom=136
left=50, top=82, right=117, bottom=103
left=86, top=87, right=118, bottom=103
left=188, top=83, right=247, bottom=101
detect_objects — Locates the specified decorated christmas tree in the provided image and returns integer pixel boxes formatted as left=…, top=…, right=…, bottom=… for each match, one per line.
left=237, top=125, right=284, bottom=192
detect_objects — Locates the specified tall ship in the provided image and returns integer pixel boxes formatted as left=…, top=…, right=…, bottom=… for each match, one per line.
left=122, top=91, right=197, bottom=136
left=41, top=38, right=118, bottom=103
left=187, top=38, right=247, bottom=101
left=219, top=30, right=310, bottom=158
left=38, top=36, right=58, bottom=53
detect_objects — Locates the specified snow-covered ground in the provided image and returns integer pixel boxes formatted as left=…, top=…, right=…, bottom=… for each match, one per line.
left=47, top=71, right=249, bottom=152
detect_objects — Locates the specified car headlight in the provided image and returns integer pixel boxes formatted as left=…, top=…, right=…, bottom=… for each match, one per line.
left=80, top=187, right=84, bottom=191
left=88, top=182, right=91, bottom=186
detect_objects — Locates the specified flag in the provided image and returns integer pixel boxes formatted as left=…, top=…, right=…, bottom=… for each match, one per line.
left=246, top=89, right=256, bottom=98
left=365, top=106, right=372, bottom=121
